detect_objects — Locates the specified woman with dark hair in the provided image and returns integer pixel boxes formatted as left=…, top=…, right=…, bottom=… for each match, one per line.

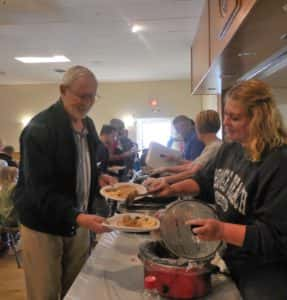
left=147, top=80, right=287, bottom=300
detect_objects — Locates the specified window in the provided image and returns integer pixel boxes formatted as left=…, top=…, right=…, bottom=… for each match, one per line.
left=136, top=118, right=173, bottom=150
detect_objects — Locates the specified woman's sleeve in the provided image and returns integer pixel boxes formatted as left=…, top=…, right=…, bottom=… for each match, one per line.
left=192, top=156, right=217, bottom=203
left=243, top=150, right=287, bottom=259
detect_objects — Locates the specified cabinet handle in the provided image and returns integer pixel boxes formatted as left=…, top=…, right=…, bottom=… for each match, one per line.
left=218, top=0, right=242, bottom=40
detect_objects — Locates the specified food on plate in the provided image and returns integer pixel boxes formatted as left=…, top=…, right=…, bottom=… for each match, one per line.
left=104, top=185, right=139, bottom=199
left=117, top=215, right=157, bottom=228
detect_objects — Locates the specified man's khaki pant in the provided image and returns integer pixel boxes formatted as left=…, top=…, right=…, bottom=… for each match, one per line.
left=21, top=225, right=90, bottom=300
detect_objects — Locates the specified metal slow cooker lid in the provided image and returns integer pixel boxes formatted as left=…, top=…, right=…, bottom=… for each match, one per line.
left=160, top=199, right=222, bottom=261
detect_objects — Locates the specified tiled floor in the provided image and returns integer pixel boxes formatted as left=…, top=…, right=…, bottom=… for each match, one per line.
left=0, top=252, right=26, bottom=300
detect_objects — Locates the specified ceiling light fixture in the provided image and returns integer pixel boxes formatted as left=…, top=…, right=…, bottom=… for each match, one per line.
left=131, top=24, right=144, bottom=33
left=15, top=55, right=70, bottom=64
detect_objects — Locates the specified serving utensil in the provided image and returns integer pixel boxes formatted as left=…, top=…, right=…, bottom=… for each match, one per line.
left=125, top=191, right=154, bottom=206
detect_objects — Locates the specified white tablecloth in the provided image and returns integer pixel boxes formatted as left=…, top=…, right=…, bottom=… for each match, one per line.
left=65, top=231, right=241, bottom=300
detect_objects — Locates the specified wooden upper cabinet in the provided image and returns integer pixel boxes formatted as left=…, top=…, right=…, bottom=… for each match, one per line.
left=209, top=0, right=256, bottom=62
left=191, top=0, right=210, bottom=93
left=191, top=0, right=257, bottom=94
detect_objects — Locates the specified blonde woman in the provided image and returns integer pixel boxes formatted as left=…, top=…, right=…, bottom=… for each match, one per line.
left=148, top=80, right=287, bottom=300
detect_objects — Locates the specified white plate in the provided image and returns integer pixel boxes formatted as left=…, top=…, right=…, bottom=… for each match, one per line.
left=103, top=213, right=160, bottom=232
left=100, top=182, right=147, bottom=201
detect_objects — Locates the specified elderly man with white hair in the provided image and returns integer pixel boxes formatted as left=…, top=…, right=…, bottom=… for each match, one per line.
left=13, top=65, right=116, bottom=300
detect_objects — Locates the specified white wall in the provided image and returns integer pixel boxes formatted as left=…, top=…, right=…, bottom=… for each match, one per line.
left=0, top=80, right=203, bottom=150
left=201, top=95, right=218, bottom=111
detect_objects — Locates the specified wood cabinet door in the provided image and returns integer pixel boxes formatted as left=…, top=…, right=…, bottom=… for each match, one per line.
left=191, top=0, right=210, bottom=93
left=209, top=0, right=256, bottom=62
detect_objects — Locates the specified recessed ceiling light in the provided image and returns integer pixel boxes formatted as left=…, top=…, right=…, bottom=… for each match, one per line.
left=15, top=55, right=70, bottom=64
left=131, top=24, right=144, bottom=33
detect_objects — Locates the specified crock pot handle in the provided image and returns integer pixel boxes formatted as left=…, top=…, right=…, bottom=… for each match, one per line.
left=210, top=264, right=221, bottom=274
left=210, top=264, right=231, bottom=277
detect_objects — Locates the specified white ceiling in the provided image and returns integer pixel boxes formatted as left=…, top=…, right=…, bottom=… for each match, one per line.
left=0, top=0, right=204, bottom=84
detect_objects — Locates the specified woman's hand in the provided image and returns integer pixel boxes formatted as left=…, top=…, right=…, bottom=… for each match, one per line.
left=150, top=167, right=168, bottom=176
left=144, top=178, right=179, bottom=197
left=163, top=154, right=181, bottom=163
left=143, top=177, right=157, bottom=187
left=154, top=208, right=166, bottom=220
left=76, top=213, right=111, bottom=233
left=186, top=218, right=225, bottom=241
left=99, top=174, right=118, bottom=187
left=144, top=178, right=168, bottom=193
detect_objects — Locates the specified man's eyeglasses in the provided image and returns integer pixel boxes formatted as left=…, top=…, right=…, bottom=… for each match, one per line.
left=68, top=88, right=100, bottom=101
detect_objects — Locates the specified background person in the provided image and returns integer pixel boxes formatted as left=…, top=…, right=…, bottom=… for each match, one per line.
left=148, top=80, right=287, bottom=300
left=0, top=166, right=18, bottom=253
left=0, top=166, right=18, bottom=226
left=0, top=145, right=18, bottom=167
left=172, top=115, right=204, bottom=161
left=97, top=124, right=117, bottom=173
left=145, top=110, right=222, bottom=187
left=109, top=118, right=137, bottom=171
left=110, top=118, right=135, bottom=153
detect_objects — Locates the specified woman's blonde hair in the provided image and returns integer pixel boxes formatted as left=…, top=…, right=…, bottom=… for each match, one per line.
left=225, top=79, right=287, bottom=161
left=196, top=110, right=220, bottom=134
left=0, top=167, right=18, bottom=187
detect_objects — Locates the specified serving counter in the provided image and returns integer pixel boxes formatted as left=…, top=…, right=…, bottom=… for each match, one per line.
left=64, top=231, right=241, bottom=300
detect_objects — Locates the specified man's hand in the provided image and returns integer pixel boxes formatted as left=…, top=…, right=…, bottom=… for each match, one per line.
left=186, top=218, right=225, bottom=241
left=99, top=174, right=118, bottom=187
left=76, top=213, right=110, bottom=233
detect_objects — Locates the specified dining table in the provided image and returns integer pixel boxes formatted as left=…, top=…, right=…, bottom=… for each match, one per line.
left=64, top=230, right=241, bottom=300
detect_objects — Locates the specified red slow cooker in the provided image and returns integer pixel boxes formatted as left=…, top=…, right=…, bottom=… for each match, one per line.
left=138, top=199, right=222, bottom=299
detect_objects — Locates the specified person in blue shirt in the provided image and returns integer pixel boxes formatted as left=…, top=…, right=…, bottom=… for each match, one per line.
left=172, top=115, right=204, bottom=160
